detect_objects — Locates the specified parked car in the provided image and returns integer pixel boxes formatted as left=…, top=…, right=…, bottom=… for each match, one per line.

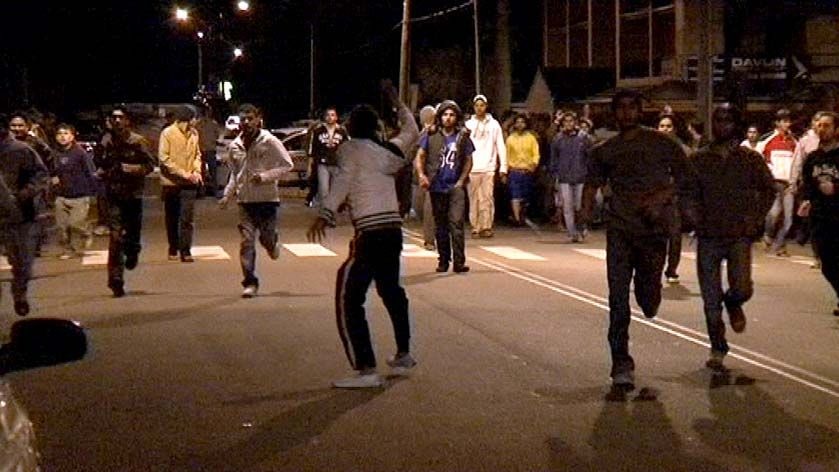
left=270, top=127, right=311, bottom=189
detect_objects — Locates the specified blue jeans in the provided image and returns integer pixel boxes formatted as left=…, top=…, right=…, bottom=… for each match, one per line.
left=237, top=202, right=279, bottom=288
left=765, top=182, right=794, bottom=252
left=107, top=197, right=143, bottom=289
left=559, top=183, right=584, bottom=238
left=317, top=165, right=339, bottom=206
left=697, top=237, right=754, bottom=355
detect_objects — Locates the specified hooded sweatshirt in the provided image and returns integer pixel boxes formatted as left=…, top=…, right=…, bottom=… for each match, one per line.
left=465, top=113, right=507, bottom=174
left=223, top=129, right=293, bottom=203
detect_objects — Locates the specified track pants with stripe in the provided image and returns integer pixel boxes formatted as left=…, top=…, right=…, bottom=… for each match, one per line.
left=336, top=227, right=411, bottom=371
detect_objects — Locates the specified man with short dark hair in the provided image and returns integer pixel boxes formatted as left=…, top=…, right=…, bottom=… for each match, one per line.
left=99, top=106, right=156, bottom=297
left=581, top=89, right=697, bottom=393
left=308, top=107, right=348, bottom=206
left=693, top=105, right=776, bottom=372
left=159, top=106, right=203, bottom=262
left=52, top=123, right=97, bottom=259
left=757, top=108, right=798, bottom=256
left=465, top=94, right=506, bottom=238
left=307, top=83, right=419, bottom=388
left=0, top=114, right=49, bottom=315
left=220, top=103, right=293, bottom=298
left=416, top=100, right=475, bottom=273
left=798, top=111, right=839, bottom=317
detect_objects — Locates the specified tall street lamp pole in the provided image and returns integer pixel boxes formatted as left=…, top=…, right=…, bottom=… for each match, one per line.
left=197, top=33, right=204, bottom=89
left=473, top=0, right=481, bottom=94
left=399, top=0, right=412, bottom=105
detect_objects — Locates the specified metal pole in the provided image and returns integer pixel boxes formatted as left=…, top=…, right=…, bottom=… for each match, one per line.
left=473, top=0, right=481, bottom=94
left=399, top=0, right=412, bottom=104
left=310, top=23, right=315, bottom=115
left=697, top=0, right=713, bottom=136
left=197, top=40, right=203, bottom=89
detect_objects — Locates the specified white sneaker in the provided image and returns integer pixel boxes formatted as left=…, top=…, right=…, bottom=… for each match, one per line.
left=242, top=285, right=258, bottom=298
left=666, top=275, right=680, bottom=284
left=332, top=372, right=384, bottom=389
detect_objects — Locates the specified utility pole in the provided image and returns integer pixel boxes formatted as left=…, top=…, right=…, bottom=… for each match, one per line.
left=399, top=0, right=412, bottom=105
left=197, top=40, right=203, bottom=90
left=310, top=23, right=316, bottom=115
left=473, top=0, right=481, bottom=94
left=697, top=0, right=713, bottom=137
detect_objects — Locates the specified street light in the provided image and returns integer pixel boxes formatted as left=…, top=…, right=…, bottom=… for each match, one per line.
left=237, top=1, right=250, bottom=12
left=175, top=7, right=189, bottom=21
left=197, top=31, right=205, bottom=39
left=233, top=47, right=244, bottom=58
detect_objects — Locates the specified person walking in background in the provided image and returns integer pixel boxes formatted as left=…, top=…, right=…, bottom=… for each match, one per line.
left=757, top=108, right=798, bottom=257
left=307, top=84, right=419, bottom=389
left=415, top=104, right=438, bottom=250
left=0, top=114, right=48, bottom=315
left=740, top=125, right=761, bottom=151
left=158, top=106, right=203, bottom=263
left=416, top=100, right=474, bottom=274
left=505, top=114, right=540, bottom=227
left=580, top=90, right=696, bottom=393
left=51, top=124, right=97, bottom=259
left=692, top=105, right=775, bottom=372
left=657, top=113, right=693, bottom=284
left=219, top=103, right=293, bottom=298
left=550, top=111, right=591, bottom=242
left=309, top=107, right=349, bottom=207
left=798, top=111, right=839, bottom=317
left=465, top=94, right=507, bottom=238
left=98, top=106, right=156, bottom=298
left=196, top=107, right=221, bottom=198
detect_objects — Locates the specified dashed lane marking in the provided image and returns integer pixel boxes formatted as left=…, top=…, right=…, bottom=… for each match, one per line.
left=81, top=250, right=109, bottom=266
left=282, top=243, right=337, bottom=257
left=0, top=256, right=10, bottom=271
left=480, top=246, right=547, bottom=261
left=189, top=245, right=231, bottom=260
left=402, top=244, right=438, bottom=258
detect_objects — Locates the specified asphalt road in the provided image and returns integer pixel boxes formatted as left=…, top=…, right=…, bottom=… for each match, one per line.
left=4, top=190, right=839, bottom=471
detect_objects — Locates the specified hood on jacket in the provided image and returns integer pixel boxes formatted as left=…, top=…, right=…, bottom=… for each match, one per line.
left=436, top=100, right=462, bottom=123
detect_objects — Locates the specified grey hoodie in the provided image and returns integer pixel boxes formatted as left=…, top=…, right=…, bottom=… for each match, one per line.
left=223, top=129, right=293, bottom=203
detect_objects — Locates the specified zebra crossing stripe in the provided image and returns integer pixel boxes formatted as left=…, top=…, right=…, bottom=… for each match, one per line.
left=282, top=243, right=337, bottom=257
left=402, top=244, right=437, bottom=258
left=82, top=251, right=109, bottom=266
left=0, top=256, right=10, bottom=271
left=480, top=246, right=547, bottom=261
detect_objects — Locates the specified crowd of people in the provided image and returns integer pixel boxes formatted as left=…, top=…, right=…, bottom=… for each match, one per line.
left=1, top=84, right=837, bottom=391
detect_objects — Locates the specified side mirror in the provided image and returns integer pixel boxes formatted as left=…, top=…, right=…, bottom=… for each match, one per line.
left=0, top=319, right=87, bottom=374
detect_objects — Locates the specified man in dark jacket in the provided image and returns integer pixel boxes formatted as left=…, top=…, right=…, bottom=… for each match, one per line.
left=693, top=104, right=776, bottom=372
left=798, top=111, right=839, bottom=318
left=308, top=107, right=348, bottom=206
left=550, top=110, right=591, bottom=242
left=98, top=106, right=155, bottom=297
left=52, top=124, right=98, bottom=258
left=415, top=100, right=474, bottom=273
left=581, top=90, right=697, bottom=393
left=0, top=114, right=49, bottom=315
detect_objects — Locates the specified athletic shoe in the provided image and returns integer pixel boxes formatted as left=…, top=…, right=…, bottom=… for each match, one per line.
left=774, top=249, right=790, bottom=257
left=125, top=253, right=138, bottom=270
left=332, top=372, right=384, bottom=389
left=762, top=235, right=772, bottom=249
left=268, top=242, right=280, bottom=260
left=110, top=283, right=125, bottom=298
left=242, top=285, right=258, bottom=298
left=453, top=265, right=470, bottom=273
left=436, top=263, right=449, bottom=273
left=666, top=275, right=680, bottom=284
left=93, top=225, right=110, bottom=236
left=13, top=300, right=29, bottom=317
left=611, top=370, right=635, bottom=391
left=386, top=352, right=417, bottom=376
left=705, top=350, right=728, bottom=372
left=180, top=254, right=195, bottom=263
left=725, top=301, right=746, bottom=333
left=470, top=230, right=480, bottom=239
left=479, top=229, right=494, bottom=238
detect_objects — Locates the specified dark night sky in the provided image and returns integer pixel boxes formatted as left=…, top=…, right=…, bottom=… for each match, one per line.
left=0, top=1, right=540, bottom=125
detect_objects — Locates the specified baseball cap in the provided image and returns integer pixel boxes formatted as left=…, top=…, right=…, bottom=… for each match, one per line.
left=473, top=94, right=488, bottom=104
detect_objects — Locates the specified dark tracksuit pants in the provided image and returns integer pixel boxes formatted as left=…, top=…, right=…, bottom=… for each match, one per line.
left=430, top=187, right=467, bottom=268
left=336, top=227, right=411, bottom=371
left=697, top=237, right=754, bottom=355
left=0, top=222, right=35, bottom=301
left=812, top=221, right=839, bottom=302
left=606, top=228, right=668, bottom=377
left=162, top=185, right=197, bottom=257
left=107, top=196, right=143, bottom=289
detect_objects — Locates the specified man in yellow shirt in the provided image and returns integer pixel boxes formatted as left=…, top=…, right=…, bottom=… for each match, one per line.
left=158, top=106, right=203, bottom=262
left=505, top=114, right=540, bottom=225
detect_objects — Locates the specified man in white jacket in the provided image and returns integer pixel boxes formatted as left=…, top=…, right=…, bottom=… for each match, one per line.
left=465, top=94, right=507, bottom=238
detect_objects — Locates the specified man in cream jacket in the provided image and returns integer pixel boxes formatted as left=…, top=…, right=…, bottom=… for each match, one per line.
left=465, top=94, right=507, bottom=238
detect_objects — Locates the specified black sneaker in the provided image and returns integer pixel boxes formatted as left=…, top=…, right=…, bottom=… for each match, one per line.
left=110, top=284, right=126, bottom=298
left=13, top=300, right=29, bottom=317
left=725, top=301, right=746, bottom=333
left=125, top=253, right=138, bottom=270
left=180, top=254, right=195, bottom=263
left=453, top=265, right=470, bottom=273
left=435, top=263, right=449, bottom=273
left=833, top=304, right=839, bottom=317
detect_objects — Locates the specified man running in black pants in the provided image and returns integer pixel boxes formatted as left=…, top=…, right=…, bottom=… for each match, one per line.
left=307, top=85, right=419, bottom=388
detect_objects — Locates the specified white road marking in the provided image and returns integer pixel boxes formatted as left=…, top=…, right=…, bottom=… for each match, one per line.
left=189, top=245, right=231, bottom=260
left=573, top=248, right=607, bottom=260
left=402, top=244, right=437, bottom=258
left=0, top=256, right=9, bottom=271
left=480, top=246, right=547, bottom=261
left=282, top=243, right=337, bottom=257
left=81, top=250, right=109, bottom=266
left=402, top=228, right=839, bottom=399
